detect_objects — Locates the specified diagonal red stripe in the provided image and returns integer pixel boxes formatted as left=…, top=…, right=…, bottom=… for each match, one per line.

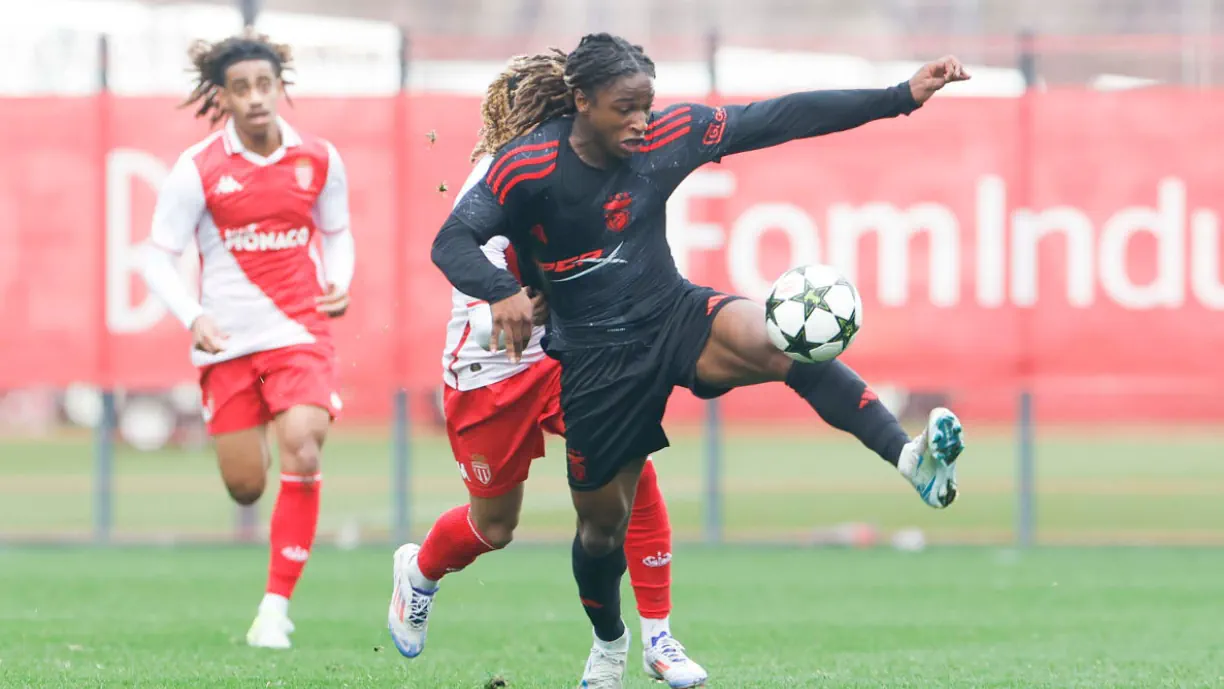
left=491, top=151, right=558, bottom=195
left=648, top=106, right=691, bottom=130
left=498, top=163, right=557, bottom=204
left=646, top=115, right=692, bottom=141
left=641, top=126, right=691, bottom=152
left=486, top=140, right=559, bottom=185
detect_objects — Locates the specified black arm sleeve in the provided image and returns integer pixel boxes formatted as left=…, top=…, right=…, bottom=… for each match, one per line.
left=699, top=82, right=920, bottom=162
left=430, top=180, right=523, bottom=304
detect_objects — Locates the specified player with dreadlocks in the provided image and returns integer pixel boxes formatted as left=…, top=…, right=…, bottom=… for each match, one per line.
left=387, top=51, right=708, bottom=688
left=423, top=32, right=972, bottom=686
left=139, top=28, right=355, bottom=649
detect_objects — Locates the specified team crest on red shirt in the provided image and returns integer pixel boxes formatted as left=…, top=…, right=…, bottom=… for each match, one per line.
left=470, top=455, right=492, bottom=485
left=603, top=192, right=632, bottom=232
left=294, top=157, right=314, bottom=190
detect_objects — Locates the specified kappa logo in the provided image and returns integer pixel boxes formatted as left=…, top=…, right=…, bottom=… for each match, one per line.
left=294, top=157, right=314, bottom=190
left=642, top=551, right=672, bottom=568
left=280, top=545, right=310, bottom=563
left=470, top=455, right=492, bottom=485
left=214, top=175, right=243, bottom=195
left=603, top=192, right=632, bottom=232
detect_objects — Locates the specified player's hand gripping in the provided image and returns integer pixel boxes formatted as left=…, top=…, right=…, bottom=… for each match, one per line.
left=190, top=314, right=229, bottom=354
left=909, top=55, right=971, bottom=105
left=316, top=283, right=351, bottom=318
left=527, top=287, right=550, bottom=327
left=490, top=290, right=534, bottom=363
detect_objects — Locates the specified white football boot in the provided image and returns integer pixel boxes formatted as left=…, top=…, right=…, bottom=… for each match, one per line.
left=387, top=543, right=437, bottom=658
left=246, top=609, right=294, bottom=649
left=578, top=628, right=630, bottom=688
left=643, top=631, right=708, bottom=688
left=898, top=407, right=965, bottom=508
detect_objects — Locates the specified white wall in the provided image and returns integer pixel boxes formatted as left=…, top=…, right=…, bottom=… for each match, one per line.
left=1, top=0, right=1152, bottom=96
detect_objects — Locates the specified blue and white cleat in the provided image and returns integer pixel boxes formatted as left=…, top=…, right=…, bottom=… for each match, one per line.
left=643, top=632, right=708, bottom=687
left=898, top=407, right=965, bottom=508
left=387, top=543, right=436, bottom=658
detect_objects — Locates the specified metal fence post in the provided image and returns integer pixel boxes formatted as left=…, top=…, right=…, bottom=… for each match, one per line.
left=1015, top=30, right=1037, bottom=549
left=703, top=400, right=724, bottom=545
left=93, top=33, right=115, bottom=546
left=390, top=27, right=413, bottom=546
left=239, top=0, right=261, bottom=26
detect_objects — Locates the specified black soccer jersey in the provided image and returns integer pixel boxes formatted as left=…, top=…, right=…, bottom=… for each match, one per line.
left=432, top=82, right=920, bottom=351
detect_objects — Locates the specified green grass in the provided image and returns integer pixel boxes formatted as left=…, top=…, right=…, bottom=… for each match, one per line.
left=2, top=426, right=1224, bottom=544
left=1, top=546, right=1223, bottom=688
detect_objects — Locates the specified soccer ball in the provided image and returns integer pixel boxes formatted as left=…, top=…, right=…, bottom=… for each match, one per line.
left=764, top=264, right=863, bottom=364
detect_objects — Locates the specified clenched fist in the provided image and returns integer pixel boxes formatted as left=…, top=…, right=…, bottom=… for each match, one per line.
left=909, top=55, right=971, bottom=105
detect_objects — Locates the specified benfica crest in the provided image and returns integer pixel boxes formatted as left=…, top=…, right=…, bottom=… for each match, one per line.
left=470, top=455, right=492, bottom=485
left=603, top=192, right=632, bottom=232
left=294, top=157, right=314, bottom=190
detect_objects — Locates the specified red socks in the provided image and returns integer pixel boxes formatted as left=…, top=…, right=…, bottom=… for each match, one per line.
left=266, top=472, right=321, bottom=599
left=624, top=459, right=672, bottom=620
left=413, top=459, right=674, bottom=621
left=416, top=504, right=497, bottom=582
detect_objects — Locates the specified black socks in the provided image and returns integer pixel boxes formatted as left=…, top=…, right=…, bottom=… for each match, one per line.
left=572, top=533, right=628, bottom=642
left=785, top=360, right=909, bottom=466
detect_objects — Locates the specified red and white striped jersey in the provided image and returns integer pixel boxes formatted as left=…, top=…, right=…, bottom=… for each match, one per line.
left=441, top=156, right=546, bottom=391
left=148, top=117, right=350, bottom=367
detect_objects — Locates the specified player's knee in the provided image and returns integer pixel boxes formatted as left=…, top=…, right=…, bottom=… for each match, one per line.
left=761, top=347, right=794, bottom=380
left=578, top=519, right=626, bottom=558
left=480, top=521, right=516, bottom=550
left=281, top=434, right=322, bottom=476
left=225, top=477, right=266, bottom=505
left=472, top=511, right=519, bottom=550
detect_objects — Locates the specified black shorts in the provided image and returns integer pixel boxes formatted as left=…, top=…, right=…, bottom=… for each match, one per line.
left=555, top=284, right=745, bottom=491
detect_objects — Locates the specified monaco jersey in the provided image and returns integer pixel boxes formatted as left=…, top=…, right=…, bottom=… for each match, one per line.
left=441, top=156, right=545, bottom=391
left=148, top=118, right=350, bottom=367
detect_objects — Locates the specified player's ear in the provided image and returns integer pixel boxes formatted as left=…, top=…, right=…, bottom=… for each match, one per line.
left=573, top=88, right=591, bottom=114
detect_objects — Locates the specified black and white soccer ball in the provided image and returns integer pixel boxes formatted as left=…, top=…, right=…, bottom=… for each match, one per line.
left=764, top=264, right=863, bottom=364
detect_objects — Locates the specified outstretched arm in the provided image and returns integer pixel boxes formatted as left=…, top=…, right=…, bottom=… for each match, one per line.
left=722, top=85, right=916, bottom=155
left=694, top=55, right=970, bottom=161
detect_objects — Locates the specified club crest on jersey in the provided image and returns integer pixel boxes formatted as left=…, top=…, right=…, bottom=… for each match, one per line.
left=703, top=106, right=728, bottom=146
left=603, top=192, right=632, bottom=232
left=470, top=455, right=492, bottom=485
left=294, top=157, right=314, bottom=190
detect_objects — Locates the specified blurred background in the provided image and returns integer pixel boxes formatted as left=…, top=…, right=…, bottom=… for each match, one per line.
left=2, top=0, right=1221, bottom=549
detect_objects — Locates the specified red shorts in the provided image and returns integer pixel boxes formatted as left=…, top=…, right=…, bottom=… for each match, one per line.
left=443, top=358, right=564, bottom=498
left=199, top=343, right=340, bottom=435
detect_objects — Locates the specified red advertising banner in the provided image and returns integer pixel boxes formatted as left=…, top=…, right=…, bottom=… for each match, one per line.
left=2, top=92, right=1222, bottom=422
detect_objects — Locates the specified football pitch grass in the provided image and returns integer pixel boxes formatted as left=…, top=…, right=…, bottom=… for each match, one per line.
left=1, top=545, right=1223, bottom=688
left=2, top=425, right=1224, bottom=544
